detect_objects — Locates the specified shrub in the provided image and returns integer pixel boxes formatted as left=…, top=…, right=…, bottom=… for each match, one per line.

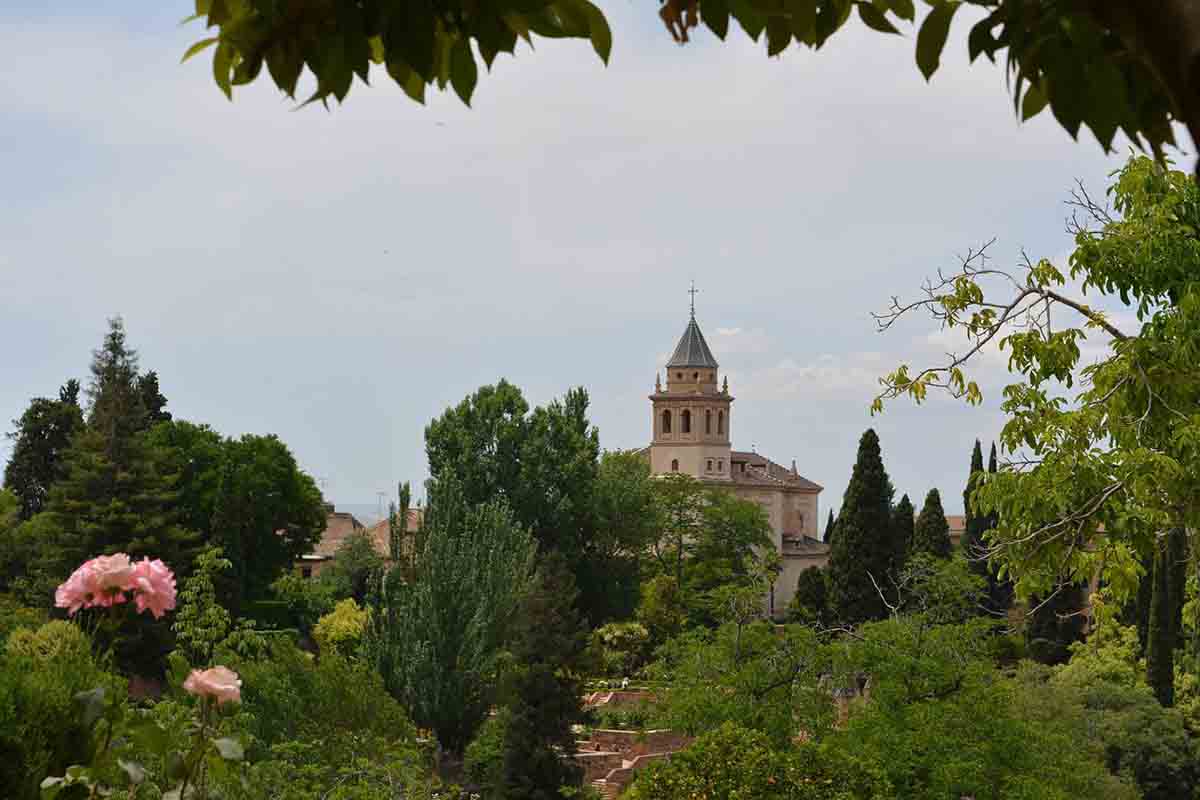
left=588, top=621, right=651, bottom=677
left=0, top=621, right=122, bottom=800
left=270, top=572, right=336, bottom=633
left=463, top=709, right=510, bottom=797
left=233, top=639, right=412, bottom=752
left=626, top=721, right=890, bottom=800
left=313, top=598, right=369, bottom=658
left=0, top=593, right=46, bottom=644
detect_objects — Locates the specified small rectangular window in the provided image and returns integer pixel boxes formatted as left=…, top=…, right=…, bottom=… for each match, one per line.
left=706, top=459, right=713, bottom=472
left=718, top=460, right=724, bottom=473
left=301, top=566, right=313, bottom=579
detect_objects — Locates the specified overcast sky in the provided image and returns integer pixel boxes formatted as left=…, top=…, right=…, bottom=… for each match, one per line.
left=2, top=4, right=1158, bottom=520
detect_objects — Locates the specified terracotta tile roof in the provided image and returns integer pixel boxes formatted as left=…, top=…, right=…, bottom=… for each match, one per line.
left=730, top=451, right=822, bottom=492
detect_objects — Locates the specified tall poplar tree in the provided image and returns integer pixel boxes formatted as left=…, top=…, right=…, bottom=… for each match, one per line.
left=827, top=429, right=894, bottom=625
left=891, top=494, right=915, bottom=573
left=912, top=489, right=952, bottom=559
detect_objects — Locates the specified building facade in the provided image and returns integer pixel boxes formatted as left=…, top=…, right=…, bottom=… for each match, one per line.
left=646, top=309, right=826, bottom=617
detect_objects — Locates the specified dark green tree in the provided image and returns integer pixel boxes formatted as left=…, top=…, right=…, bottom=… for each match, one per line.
left=787, top=566, right=829, bottom=627
left=1027, top=583, right=1088, bottom=665
left=501, top=551, right=586, bottom=799
left=589, top=449, right=660, bottom=622
left=977, top=442, right=1014, bottom=615
left=890, top=493, right=915, bottom=575
left=3, top=381, right=84, bottom=521
left=31, top=321, right=199, bottom=585
left=325, top=531, right=386, bottom=605
left=912, top=488, right=952, bottom=559
left=961, top=440, right=987, bottom=569
left=147, top=421, right=325, bottom=613
left=827, top=429, right=895, bottom=625
left=136, top=371, right=171, bottom=426
left=1147, top=528, right=1187, bottom=706
left=823, top=508, right=835, bottom=544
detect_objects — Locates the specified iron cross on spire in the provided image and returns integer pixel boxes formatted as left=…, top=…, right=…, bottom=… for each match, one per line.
left=688, top=281, right=699, bottom=318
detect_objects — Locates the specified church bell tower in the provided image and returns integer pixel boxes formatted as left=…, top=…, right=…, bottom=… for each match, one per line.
left=649, top=287, right=733, bottom=480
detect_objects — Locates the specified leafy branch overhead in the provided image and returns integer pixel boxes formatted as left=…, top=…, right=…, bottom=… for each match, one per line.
left=182, top=0, right=611, bottom=107
left=187, top=0, right=1193, bottom=165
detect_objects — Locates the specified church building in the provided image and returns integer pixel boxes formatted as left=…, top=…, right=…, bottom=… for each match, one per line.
left=646, top=305, right=827, bottom=617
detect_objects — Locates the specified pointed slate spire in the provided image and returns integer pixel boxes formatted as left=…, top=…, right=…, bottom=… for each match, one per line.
left=666, top=316, right=719, bottom=369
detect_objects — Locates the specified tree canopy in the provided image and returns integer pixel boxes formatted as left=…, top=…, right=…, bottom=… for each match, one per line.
left=185, top=1, right=1197, bottom=171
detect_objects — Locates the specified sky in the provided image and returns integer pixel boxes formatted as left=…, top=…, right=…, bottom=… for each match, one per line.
left=0, top=4, right=1163, bottom=520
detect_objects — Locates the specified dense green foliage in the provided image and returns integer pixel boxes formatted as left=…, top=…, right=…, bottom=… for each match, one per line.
left=3, top=380, right=83, bottom=521
left=187, top=0, right=1196, bottom=174
left=877, top=156, right=1200, bottom=700
left=788, top=566, right=830, bottom=627
left=889, top=492, right=914, bottom=575
left=828, top=429, right=895, bottom=625
left=366, top=477, right=535, bottom=754
left=626, top=722, right=890, bottom=800
left=911, top=488, right=951, bottom=559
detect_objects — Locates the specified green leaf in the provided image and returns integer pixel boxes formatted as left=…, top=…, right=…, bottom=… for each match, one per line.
left=1021, top=81, right=1048, bottom=121
left=391, top=0, right=436, bottom=80
left=165, top=751, right=187, bottom=781
left=787, top=0, right=817, bottom=43
left=386, top=58, right=427, bottom=104
left=181, top=37, right=219, bottom=63
left=915, top=1, right=959, bottom=81
left=858, top=4, right=900, bottom=34
left=213, top=40, right=234, bottom=99
left=766, top=16, right=791, bottom=56
left=450, top=38, right=478, bottom=105
left=885, top=0, right=915, bottom=21
left=702, top=0, right=730, bottom=39
left=266, top=41, right=303, bottom=97
left=581, top=0, right=612, bottom=64
left=730, top=0, right=766, bottom=41
left=213, top=737, right=245, bottom=761
left=967, top=17, right=996, bottom=63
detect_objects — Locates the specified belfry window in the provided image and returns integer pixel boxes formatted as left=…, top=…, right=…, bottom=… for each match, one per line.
left=705, top=410, right=712, bottom=434
left=707, top=459, right=713, bottom=472
left=662, top=409, right=672, bottom=433
left=671, top=459, right=679, bottom=472
left=718, top=460, right=724, bottom=473
left=717, top=410, right=725, bottom=435
left=681, top=409, right=692, bottom=433
left=693, top=372, right=699, bottom=380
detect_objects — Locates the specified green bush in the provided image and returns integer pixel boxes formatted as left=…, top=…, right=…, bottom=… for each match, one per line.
left=463, top=709, right=510, bottom=797
left=313, top=598, right=368, bottom=658
left=242, top=599, right=296, bottom=631
left=0, top=593, right=46, bottom=644
left=233, top=639, right=412, bottom=752
left=0, top=621, right=123, bottom=800
left=626, top=721, right=890, bottom=800
left=270, top=572, right=337, bottom=634
left=587, top=621, right=651, bottom=677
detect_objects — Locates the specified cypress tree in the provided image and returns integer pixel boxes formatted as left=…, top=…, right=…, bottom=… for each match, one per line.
left=824, top=509, right=836, bottom=544
left=912, top=489, right=952, bottom=559
left=979, top=443, right=1014, bottom=614
left=501, top=551, right=586, bottom=798
left=1147, top=528, right=1187, bottom=706
left=827, top=429, right=894, bottom=625
left=891, top=494, right=915, bottom=573
left=961, top=440, right=987, bottom=571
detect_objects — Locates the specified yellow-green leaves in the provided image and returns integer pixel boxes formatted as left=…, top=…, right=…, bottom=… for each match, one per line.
left=915, top=1, right=959, bottom=81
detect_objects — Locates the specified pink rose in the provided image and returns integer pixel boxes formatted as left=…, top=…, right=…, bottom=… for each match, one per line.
left=54, top=567, right=92, bottom=615
left=130, top=558, right=177, bottom=619
left=183, top=666, right=242, bottom=705
left=55, top=553, right=136, bottom=615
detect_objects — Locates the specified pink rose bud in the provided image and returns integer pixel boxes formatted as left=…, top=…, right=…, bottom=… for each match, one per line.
left=183, top=666, right=242, bottom=705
